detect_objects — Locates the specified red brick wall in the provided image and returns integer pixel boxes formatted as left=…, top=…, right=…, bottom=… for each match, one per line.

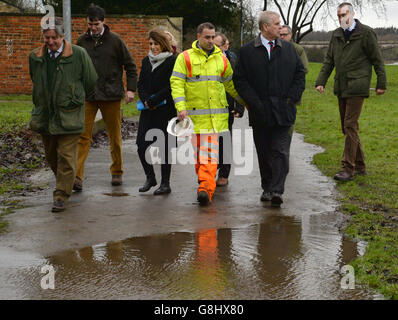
left=0, top=14, right=182, bottom=95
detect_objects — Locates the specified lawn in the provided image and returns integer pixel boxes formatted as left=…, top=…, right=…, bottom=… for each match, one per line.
left=0, top=96, right=140, bottom=132
left=0, top=100, right=33, bottom=133
left=296, top=63, right=398, bottom=299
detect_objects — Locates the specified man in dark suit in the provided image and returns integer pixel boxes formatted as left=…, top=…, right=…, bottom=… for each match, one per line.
left=233, top=10, right=305, bottom=207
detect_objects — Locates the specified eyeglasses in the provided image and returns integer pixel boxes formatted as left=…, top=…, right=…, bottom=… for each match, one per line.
left=280, top=33, right=289, bottom=37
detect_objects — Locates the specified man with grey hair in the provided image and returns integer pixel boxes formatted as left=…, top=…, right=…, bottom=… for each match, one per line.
left=233, top=11, right=305, bottom=207
left=29, top=17, right=98, bottom=212
left=316, top=2, right=386, bottom=182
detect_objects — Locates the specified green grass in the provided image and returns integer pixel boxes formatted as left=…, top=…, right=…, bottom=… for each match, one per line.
left=121, top=99, right=140, bottom=118
left=0, top=94, right=32, bottom=101
left=0, top=97, right=141, bottom=133
left=296, top=63, right=398, bottom=299
left=0, top=101, right=33, bottom=133
left=0, top=199, right=24, bottom=233
left=0, top=96, right=40, bottom=233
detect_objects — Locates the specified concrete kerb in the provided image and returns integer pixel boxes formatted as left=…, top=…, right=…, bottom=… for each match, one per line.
left=92, top=110, right=139, bottom=135
left=92, top=110, right=106, bottom=135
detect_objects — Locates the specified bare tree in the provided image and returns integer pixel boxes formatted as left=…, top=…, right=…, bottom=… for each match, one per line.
left=263, top=0, right=386, bottom=43
left=241, top=0, right=258, bottom=44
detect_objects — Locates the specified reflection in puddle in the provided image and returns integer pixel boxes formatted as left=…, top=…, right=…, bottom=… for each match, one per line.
left=11, top=213, right=382, bottom=300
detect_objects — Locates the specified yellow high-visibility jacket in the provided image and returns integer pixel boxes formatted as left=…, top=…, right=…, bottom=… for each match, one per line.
left=170, top=41, right=245, bottom=134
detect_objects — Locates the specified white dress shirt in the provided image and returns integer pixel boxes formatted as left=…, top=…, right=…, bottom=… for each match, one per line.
left=260, top=34, right=275, bottom=59
left=47, top=41, right=64, bottom=58
left=90, top=27, right=105, bottom=37
left=346, top=19, right=356, bottom=31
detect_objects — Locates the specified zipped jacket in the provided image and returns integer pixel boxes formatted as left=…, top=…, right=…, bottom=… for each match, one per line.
left=29, top=40, right=98, bottom=135
left=316, top=20, right=386, bottom=98
left=170, top=41, right=245, bottom=133
left=77, top=25, right=137, bottom=101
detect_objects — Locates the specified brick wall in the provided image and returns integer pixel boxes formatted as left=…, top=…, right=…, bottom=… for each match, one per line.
left=0, top=13, right=183, bottom=95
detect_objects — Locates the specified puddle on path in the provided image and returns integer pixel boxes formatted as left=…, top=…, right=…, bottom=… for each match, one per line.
left=0, top=128, right=384, bottom=300
left=102, top=192, right=130, bottom=197
left=3, top=212, right=382, bottom=300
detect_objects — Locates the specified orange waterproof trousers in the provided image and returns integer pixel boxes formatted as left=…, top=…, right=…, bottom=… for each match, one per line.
left=191, top=133, right=219, bottom=201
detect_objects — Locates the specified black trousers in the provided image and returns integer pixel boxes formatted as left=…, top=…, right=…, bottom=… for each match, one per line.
left=137, top=145, right=171, bottom=183
left=252, top=125, right=292, bottom=194
left=136, top=124, right=175, bottom=184
left=218, top=115, right=234, bottom=178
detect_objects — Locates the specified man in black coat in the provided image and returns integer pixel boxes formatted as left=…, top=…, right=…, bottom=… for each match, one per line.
left=233, top=10, right=305, bottom=207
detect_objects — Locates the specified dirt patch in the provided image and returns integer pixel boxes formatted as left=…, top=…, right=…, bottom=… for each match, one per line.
left=0, top=128, right=46, bottom=170
left=91, top=118, right=138, bottom=148
left=1, top=118, right=138, bottom=177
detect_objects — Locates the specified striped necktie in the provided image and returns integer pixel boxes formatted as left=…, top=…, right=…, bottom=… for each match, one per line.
left=268, top=41, right=274, bottom=53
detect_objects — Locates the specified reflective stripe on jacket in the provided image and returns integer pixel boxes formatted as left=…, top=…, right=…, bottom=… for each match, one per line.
left=170, top=41, right=245, bottom=134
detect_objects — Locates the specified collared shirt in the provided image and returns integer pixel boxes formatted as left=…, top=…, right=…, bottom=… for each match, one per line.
left=260, top=34, right=275, bottom=59
left=347, top=19, right=356, bottom=32
left=342, top=19, right=356, bottom=41
left=196, top=42, right=215, bottom=56
left=90, top=27, right=105, bottom=37
left=47, top=41, right=64, bottom=59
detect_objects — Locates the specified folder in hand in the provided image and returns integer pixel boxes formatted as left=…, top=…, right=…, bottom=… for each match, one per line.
left=137, top=95, right=166, bottom=111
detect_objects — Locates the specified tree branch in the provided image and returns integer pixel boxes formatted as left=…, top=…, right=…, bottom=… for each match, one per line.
left=274, top=0, right=287, bottom=24
left=286, top=0, right=294, bottom=26
left=291, top=0, right=303, bottom=36
left=297, top=0, right=328, bottom=42
left=298, top=26, right=314, bottom=42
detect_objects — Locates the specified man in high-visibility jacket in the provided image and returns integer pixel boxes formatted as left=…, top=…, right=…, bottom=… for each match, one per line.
left=170, top=22, right=245, bottom=205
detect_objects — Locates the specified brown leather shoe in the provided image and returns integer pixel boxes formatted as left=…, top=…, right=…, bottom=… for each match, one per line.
left=216, top=177, right=228, bottom=186
left=52, top=199, right=65, bottom=212
left=111, top=175, right=123, bottom=186
left=73, top=177, right=83, bottom=191
left=333, top=170, right=354, bottom=182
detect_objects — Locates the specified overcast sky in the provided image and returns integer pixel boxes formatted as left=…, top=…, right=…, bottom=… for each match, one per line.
left=252, top=0, right=398, bottom=31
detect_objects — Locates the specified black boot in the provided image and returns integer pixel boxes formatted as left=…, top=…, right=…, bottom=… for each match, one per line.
left=197, top=191, right=210, bottom=205
left=139, top=176, right=157, bottom=192
left=154, top=164, right=172, bottom=195
left=153, top=182, right=171, bottom=195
